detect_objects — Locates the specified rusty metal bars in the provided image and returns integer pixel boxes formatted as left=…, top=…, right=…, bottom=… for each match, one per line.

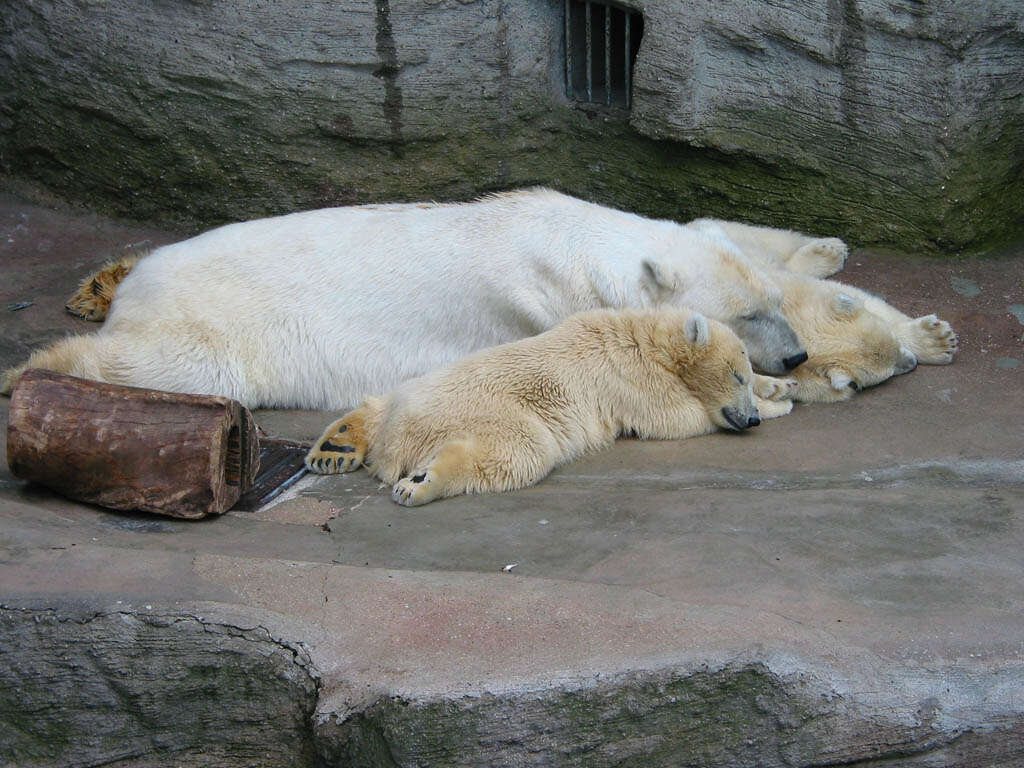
left=566, top=0, right=639, bottom=108
left=624, top=11, right=631, bottom=108
left=585, top=1, right=592, bottom=102
left=604, top=5, right=611, bottom=105
left=565, top=0, right=573, bottom=100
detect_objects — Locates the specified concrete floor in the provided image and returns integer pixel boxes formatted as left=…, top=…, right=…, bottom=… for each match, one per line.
left=1, top=193, right=1022, bottom=766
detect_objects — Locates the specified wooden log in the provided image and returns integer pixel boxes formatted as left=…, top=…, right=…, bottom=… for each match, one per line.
left=6, top=369, right=259, bottom=519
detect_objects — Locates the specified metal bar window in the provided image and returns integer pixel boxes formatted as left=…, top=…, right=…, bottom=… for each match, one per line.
left=624, top=12, right=631, bottom=108
left=564, top=0, right=643, bottom=109
left=585, top=2, right=592, bottom=102
left=565, top=2, right=573, bottom=100
left=604, top=7, right=611, bottom=106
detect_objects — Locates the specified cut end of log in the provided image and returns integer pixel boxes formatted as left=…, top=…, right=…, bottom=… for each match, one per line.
left=7, top=369, right=260, bottom=518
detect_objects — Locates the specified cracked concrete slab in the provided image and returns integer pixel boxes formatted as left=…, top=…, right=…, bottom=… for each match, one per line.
left=1, top=194, right=1023, bottom=766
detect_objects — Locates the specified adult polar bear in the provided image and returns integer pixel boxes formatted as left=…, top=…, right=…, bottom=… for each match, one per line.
left=2, top=189, right=809, bottom=409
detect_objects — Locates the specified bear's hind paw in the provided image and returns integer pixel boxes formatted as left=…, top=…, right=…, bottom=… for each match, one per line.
left=65, top=255, right=139, bottom=322
left=903, top=314, right=958, bottom=365
left=305, top=418, right=367, bottom=474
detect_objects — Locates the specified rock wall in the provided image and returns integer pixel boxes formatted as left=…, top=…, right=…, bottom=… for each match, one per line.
left=0, top=608, right=320, bottom=767
left=0, top=0, right=1021, bottom=250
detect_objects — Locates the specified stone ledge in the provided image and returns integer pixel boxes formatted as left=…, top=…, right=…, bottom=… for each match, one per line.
left=0, top=606, right=320, bottom=767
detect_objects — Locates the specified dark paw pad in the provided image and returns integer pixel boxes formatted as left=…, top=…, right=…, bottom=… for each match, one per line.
left=411, top=473, right=426, bottom=483
left=320, top=440, right=355, bottom=453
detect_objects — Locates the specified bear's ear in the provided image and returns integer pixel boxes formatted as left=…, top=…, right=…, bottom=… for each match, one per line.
left=827, top=367, right=854, bottom=390
left=642, top=259, right=681, bottom=292
left=685, top=313, right=711, bottom=348
left=832, top=292, right=860, bottom=317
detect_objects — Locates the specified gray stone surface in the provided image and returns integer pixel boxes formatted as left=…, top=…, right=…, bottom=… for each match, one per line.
left=1, top=0, right=1022, bottom=250
left=0, top=608, right=320, bottom=767
left=1, top=198, right=1024, bottom=765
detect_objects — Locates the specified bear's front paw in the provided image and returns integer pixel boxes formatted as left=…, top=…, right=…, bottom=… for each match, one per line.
left=754, top=374, right=799, bottom=401
left=755, top=396, right=793, bottom=419
left=305, top=418, right=366, bottom=474
left=392, top=470, right=440, bottom=507
left=790, top=238, right=848, bottom=278
left=904, top=314, right=958, bottom=365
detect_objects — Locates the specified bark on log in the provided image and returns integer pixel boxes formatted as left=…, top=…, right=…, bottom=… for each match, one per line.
left=6, top=369, right=259, bottom=518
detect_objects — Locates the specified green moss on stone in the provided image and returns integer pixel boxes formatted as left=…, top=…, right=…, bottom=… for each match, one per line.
left=2, top=83, right=1020, bottom=253
left=322, top=664, right=832, bottom=767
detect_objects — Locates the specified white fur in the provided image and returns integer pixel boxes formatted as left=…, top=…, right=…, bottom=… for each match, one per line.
left=689, top=218, right=849, bottom=278
left=38, top=189, right=799, bottom=409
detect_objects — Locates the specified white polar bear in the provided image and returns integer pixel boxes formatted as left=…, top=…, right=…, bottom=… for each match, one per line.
left=3, top=189, right=807, bottom=409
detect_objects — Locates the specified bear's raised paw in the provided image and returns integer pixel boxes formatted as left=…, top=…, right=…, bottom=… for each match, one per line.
left=901, top=314, right=958, bottom=365
left=789, top=238, right=848, bottom=278
left=305, top=417, right=367, bottom=474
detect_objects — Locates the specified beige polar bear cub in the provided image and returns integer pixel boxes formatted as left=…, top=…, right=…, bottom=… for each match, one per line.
left=687, top=219, right=958, bottom=400
left=304, top=308, right=793, bottom=506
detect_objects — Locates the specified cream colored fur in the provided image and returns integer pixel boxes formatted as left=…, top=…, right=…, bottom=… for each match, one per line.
left=65, top=254, right=142, bottom=321
left=2, top=189, right=808, bottom=405
left=305, top=308, right=793, bottom=505
left=687, top=219, right=957, bottom=401
left=689, top=218, right=848, bottom=278
left=769, top=270, right=919, bottom=402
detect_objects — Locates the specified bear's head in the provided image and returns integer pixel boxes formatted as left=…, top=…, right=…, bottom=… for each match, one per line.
left=788, top=291, right=917, bottom=402
left=656, top=312, right=763, bottom=431
left=642, top=231, right=808, bottom=376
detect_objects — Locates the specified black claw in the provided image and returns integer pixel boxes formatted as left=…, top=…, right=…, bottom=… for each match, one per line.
left=320, top=440, right=355, bottom=453
left=411, top=473, right=426, bottom=483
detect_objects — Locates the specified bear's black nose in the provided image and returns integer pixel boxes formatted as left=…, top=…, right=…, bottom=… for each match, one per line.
left=782, top=351, right=808, bottom=370
left=746, top=414, right=761, bottom=428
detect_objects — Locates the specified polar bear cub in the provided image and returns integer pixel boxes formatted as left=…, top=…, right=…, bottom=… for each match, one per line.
left=767, top=270, right=920, bottom=401
left=687, top=219, right=958, bottom=401
left=304, top=308, right=793, bottom=506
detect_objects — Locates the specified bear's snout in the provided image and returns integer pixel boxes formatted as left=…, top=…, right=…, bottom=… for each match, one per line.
left=782, top=351, right=809, bottom=371
left=895, top=347, right=918, bottom=375
left=721, top=406, right=760, bottom=431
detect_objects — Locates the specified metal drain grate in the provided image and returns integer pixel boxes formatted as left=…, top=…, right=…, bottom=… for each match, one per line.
left=565, top=0, right=643, bottom=108
left=232, top=438, right=310, bottom=512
